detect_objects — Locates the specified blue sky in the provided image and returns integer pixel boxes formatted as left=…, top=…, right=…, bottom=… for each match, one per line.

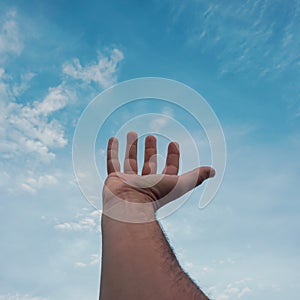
left=0, top=0, right=299, bottom=299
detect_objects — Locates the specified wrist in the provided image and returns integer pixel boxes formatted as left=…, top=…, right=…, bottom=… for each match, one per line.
left=102, top=197, right=156, bottom=224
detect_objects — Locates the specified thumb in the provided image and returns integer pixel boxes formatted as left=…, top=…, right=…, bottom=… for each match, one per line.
left=183, top=166, right=215, bottom=186
left=176, top=166, right=215, bottom=197
left=154, top=167, right=215, bottom=210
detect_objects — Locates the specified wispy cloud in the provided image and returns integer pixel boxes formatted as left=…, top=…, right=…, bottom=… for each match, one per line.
left=20, top=173, right=59, bottom=194
left=0, top=46, right=123, bottom=193
left=0, top=12, right=125, bottom=167
left=209, top=279, right=252, bottom=299
left=0, top=167, right=66, bottom=196
left=210, top=280, right=252, bottom=300
left=63, top=48, right=124, bottom=89
left=54, top=218, right=97, bottom=231
left=0, top=9, right=23, bottom=62
left=12, top=72, right=36, bottom=97
left=0, top=294, right=47, bottom=300
left=170, top=0, right=300, bottom=79
left=0, top=7, right=124, bottom=197
left=75, top=253, right=100, bottom=268
left=0, top=83, right=71, bottom=162
left=0, top=47, right=124, bottom=164
left=54, top=209, right=101, bottom=232
left=149, top=107, right=174, bottom=131
left=165, top=0, right=300, bottom=121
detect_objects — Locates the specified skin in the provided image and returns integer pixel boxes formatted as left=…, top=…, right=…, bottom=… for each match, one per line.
left=99, top=132, right=215, bottom=300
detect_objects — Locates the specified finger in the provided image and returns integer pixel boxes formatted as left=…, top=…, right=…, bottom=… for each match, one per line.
left=176, top=166, right=215, bottom=196
left=107, top=137, right=120, bottom=174
left=162, top=142, right=180, bottom=175
left=124, top=132, right=138, bottom=174
left=142, top=135, right=157, bottom=175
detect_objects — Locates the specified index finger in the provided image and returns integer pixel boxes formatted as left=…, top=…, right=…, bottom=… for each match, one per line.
left=107, top=137, right=120, bottom=174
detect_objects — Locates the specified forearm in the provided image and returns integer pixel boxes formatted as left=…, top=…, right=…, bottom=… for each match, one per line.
left=99, top=212, right=209, bottom=300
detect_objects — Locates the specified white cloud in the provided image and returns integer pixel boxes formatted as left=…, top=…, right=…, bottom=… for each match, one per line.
left=150, top=116, right=170, bottom=131
left=184, top=261, right=194, bottom=270
left=35, top=85, right=71, bottom=116
left=20, top=183, right=37, bottom=194
left=0, top=14, right=124, bottom=163
left=0, top=8, right=124, bottom=199
left=217, top=295, right=229, bottom=300
left=0, top=68, right=13, bottom=101
left=0, top=171, right=10, bottom=187
left=0, top=68, right=36, bottom=109
left=89, top=253, right=100, bottom=265
left=173, top=0, right=300, bottom=83
left=209, top=279, right=252, bottom=300
left=0, top=294, right=47, bottom=300
left=238, top=287, right=251, bottom=298
left=0, top=168, right=62, bottom=195
left=0, top=9, right=23, bottom=61
left=75, top=262, right=87, bottom=268
left=74, top=253, right=100, bottom=268
left=54, top=209, right=101, bottom=232
left=12, top=72, right=36, bottom=97
left=20, top=173, right=59, bottom=194
left=149, top=107, right=174, bottom=131
left=0, top=11, right=123, bottom=164
left=0, top=84, right=71, bottom=162
left=90, top=209, right=102, bottom=216
left=0, top=47, right=124, bottom=195
left=63, top=48, right=124, bottom=89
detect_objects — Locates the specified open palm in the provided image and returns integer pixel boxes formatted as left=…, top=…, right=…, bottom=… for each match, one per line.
left=103, top=132, right=215, bottom=212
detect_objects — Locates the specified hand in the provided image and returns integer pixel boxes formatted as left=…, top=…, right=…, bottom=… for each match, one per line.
left=103, top=132, right=215, bottom=213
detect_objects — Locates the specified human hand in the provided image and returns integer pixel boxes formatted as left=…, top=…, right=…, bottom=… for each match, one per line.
left=102, top=132, right=215, bottom=214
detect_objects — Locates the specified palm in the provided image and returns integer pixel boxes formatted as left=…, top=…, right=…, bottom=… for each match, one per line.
left=104, top=173, right=178, bottom=205
left=103, top=132, right=215, bottom=211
